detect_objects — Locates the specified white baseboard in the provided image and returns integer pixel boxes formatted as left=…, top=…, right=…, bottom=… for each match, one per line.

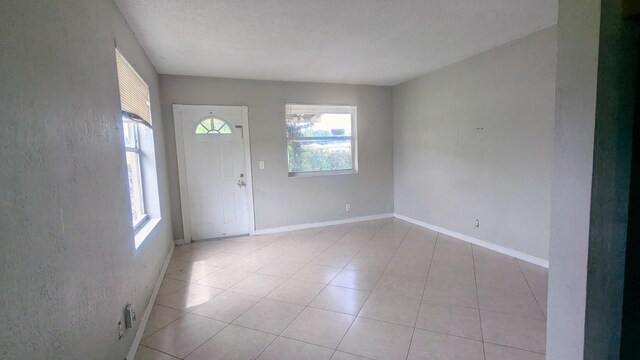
left=393, top=213, right=549, bottom=268
left=255, top=213, right=394, bottom=235
left=126, top=243, right=175, bottom=360
left=174, top=238, right=189, bottom=245
left=172, top=212, right=547, bottom=267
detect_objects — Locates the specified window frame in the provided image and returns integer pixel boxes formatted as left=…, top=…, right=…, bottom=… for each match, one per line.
left=285, top=103, right=358, bottom=178
left=194, top=117, right=233, bottom=135
left=123, top=120, right=149, bottom=231
left=116, top=48, right=161, bottom=246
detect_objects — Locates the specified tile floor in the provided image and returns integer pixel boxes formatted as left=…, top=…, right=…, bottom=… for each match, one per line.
left=136, top=218, right=548, bottom=360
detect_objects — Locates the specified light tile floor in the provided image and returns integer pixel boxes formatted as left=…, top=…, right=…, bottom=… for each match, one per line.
left=136, top=219, right=547, bottom=360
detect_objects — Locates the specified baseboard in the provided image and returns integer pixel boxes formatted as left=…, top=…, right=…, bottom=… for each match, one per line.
left=174, top=238, right=189, bottom=245
left=393, top=213, right=549, bottom=268
left=255, top=213, right=394, bottom=235
left=126, top=243, right=175, bottom=360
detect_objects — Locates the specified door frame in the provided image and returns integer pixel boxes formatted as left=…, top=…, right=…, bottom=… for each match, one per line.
left=173, top=104, right=256, bottom=244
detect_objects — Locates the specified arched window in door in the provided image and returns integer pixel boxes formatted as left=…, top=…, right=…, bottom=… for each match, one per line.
left=195, top=117, right=232, bottom=135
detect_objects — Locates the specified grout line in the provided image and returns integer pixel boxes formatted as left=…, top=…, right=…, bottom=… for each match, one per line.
left=140, top=313, right=215, bottom=358
left=240, top=227, right=346, bottom=360
left=515, top=259, right=547, bottom=320
left=174, top=227, right=337, bottom=359
left=278, top=333, right=343, bottom=351
left=222, top=327, right=375, bottom=360
left=327, top=218, right=402, bottom=358
left=331, top=219, right=413, bottom=358
left=418, top=299, right=479, bottom=311
left=471, top=245, right=488, bottom=360
left=250, top=222, right=369, bottom=292
left=187, top=300, right=493, bottom=346
left=142, top=230, right=307, bottom=358
left=167, top=233, right=288, bottom=282
left=394, top=213, right=548, bottom=268
left=137, top=345, right=181, bottom=359
left=405, top=229, right=438, bottom=360
left=410, top=326, right=483, bottom=343
left=176, top=315, right=228, bottom=359
left=155, top=224, right=444, bottom=350
left=332, top=350, right=376, bottom=360
left=252, top=219, right=391, bottom=360
left=466, top=307, right=548, bottom=322
left=245, top=221, right=398, bottom=317
left=145, top=219, right=540, bottom=359
left=137, top=305, right=188, bottom=340
left=302, top=221, right=390, bottom=306
left=482, top=340, right=547, bottom=355
left=340, top=314, right=413, bottom=330
left=317, top=219, right=395, bottom=359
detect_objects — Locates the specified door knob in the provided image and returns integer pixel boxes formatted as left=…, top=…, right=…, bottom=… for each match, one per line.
left=237, top=173, right=246, bottom=187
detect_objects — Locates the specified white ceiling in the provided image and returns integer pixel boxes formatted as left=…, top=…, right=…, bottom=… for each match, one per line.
left=115, top=0, right=557, bottom=86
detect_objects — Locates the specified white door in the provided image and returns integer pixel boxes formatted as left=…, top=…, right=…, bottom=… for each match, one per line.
left=175, top=105, right=252, bottom=241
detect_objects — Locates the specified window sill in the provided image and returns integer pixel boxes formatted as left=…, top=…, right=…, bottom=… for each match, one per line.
left=288, top=169, right=358, bottom=178
left=134, top=217, right=161, bottom=249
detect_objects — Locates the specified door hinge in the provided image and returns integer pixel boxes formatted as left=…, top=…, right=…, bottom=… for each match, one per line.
left=235, top=125, right=244, bottom=138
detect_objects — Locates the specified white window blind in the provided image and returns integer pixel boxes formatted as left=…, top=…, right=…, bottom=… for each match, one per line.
left=115, top=49, right=152, bottom=127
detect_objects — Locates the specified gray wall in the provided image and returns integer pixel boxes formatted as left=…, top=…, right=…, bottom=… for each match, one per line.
left=160, top=76, right=394, bottom=239
left=0, top=1, right=173, bottom=359
left=392, top=26, right=557, bottom=261
left=546, top=0, right=600, bottom=358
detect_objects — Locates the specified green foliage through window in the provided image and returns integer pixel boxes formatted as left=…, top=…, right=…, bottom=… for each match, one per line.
left=287, top=140, right=352, bottom=172
left=285, top=104, right=355, bottom=174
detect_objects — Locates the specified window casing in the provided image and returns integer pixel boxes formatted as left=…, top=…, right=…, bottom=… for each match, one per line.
left=286, top=104, right=357, bottom=177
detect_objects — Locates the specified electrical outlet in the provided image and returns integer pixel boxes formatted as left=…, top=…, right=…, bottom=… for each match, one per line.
left=474, top=219, right=480, bottom=228
left=118, top=321, right=124, bottom=340
left=259, top=161, right=265, bottom=169
left=346, top=203, right=351, bottom=212
left=124, top=304, right=136, bottom=329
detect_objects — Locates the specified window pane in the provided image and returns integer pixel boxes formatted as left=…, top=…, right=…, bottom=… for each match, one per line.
left=213, top=118, right=232, bottom=134
left=125, top=151, right=145, bottom=224
left=195, top=117, right=232, bottom=135
left=286, top=113, right=351, bottom=138
left=123, top=121, right=137, bottom=148
left=287, top=139, right=352, bottom=173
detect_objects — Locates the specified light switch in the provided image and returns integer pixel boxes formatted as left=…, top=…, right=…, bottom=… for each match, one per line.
left=259, top=161, right=265, bottom=169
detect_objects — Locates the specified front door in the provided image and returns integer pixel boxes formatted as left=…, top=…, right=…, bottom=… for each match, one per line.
left=176, top=105, right=251, bottom=241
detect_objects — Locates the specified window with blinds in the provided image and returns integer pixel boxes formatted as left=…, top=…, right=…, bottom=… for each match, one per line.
left=115, top=49, right=152, bottom=127
left=116, top=49, right=152, bottom=232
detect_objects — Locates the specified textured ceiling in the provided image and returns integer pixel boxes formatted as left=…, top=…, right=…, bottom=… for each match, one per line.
left=115, top=0, right=557, bottom=86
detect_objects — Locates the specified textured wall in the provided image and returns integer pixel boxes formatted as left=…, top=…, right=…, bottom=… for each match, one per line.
left=160, top=76, right=394, bottom=239
left=393, top=26, right=557, bottom=261
left=0, top=1, right=173, bottom=358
